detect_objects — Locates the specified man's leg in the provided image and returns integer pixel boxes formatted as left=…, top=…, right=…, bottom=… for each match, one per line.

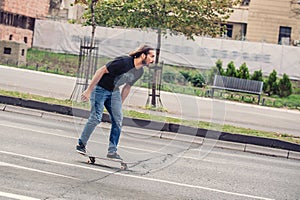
left=105, top=90, right=123, bottom=157
left=77, top=86, right=108, bottom=153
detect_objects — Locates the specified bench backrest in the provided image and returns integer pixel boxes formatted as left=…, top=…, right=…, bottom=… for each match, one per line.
left=213, top=75, right=263, bottom=94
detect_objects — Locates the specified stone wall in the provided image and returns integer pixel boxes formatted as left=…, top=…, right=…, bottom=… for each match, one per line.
left=0, top=40, right=28, bottom=66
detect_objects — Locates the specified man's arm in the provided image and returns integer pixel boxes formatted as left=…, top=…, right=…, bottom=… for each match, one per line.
left=121, top=83, right=131, bottom=103
left=81, top=65, right=108, bottom=101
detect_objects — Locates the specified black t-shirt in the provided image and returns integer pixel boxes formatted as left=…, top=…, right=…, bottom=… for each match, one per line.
left=97, top=56, right=144, bottom=91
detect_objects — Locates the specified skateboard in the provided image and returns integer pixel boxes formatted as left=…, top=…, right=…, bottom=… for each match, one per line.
left=78, top=152, right=128, bottom=170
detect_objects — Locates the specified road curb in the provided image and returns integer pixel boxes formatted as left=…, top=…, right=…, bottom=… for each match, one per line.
left=0, top=103, right=6, bottom=111
left=245, top=144, right=289, bottom=158
left=1, top=95, right=300, bottom=159
left=288, top=151, right=300, bottom=160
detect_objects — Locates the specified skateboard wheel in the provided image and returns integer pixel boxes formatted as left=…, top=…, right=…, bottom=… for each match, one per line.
left=89, top=157, right=95, bottom=164
left=121, top=163, right=127, bottom=170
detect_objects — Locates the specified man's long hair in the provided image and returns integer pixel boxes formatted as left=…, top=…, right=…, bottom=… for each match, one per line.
left=129, top=44, right=154, bottom=58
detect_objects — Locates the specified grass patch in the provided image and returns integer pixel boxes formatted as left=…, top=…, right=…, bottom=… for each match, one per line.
left=0, top=89, right=73, bottom=106
left=267, top=94, right=300, bottom=110
left=1, top=89, right=299, bottom=144
left=26, top=48, right=79, bottom=76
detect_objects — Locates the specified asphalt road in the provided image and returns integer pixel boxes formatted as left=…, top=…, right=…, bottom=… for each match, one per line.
left=0, top=107, right=299, bottom=199
left=1, top=65, right=300, bottom=136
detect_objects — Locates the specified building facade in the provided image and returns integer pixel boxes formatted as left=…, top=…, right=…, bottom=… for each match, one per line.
left=0, top=0, right=50, bottom=47
left=226, top=0, right=300, bottom=46
left=1, top=0, right=299, bottom=47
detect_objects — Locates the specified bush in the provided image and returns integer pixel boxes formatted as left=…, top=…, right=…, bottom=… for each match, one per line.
left=179, top=70, right=193, bottom=82
left=251, top=70, right=263, bottom=81
left=278, top=73, right=292, bottom=97
left=216, top=59, right=224, bottom=75
left=207, top=59, right=224, bottom=85
left=162, top=70, right=176, bottom=84
left=179, top=70, right=205, bottom=87
left=237, top=63, right=250, bottom=79
left=225, top=61, right=237, bottom=77
left=176, top=73, right=187, bottom=85
left=264, top=69, right=279, bottom=96
left=190, top=72, right=206, bottom=87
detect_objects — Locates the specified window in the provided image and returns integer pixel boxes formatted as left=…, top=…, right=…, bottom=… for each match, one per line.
left=222, top=24, right=233, bottom=38
left=241, top=24, right=247, bottom=40
left=0, top=11, right=35, bottom=31
left=21, top=49, right=25, bottom=56
left=24, top=37, right=28, bottom=44
left=278, top=26, right=292, bottom=45
left=4, top=47, right=12, bottom=54
left=9, top=34, right=13, bottom=40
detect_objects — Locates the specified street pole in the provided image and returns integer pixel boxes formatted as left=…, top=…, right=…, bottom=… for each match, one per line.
left=151, top=28, right=162, bottom=107
left=84, top=0, right=97, bottom=90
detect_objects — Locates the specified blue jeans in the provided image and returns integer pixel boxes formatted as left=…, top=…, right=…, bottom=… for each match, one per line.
left=78, top=86, right=123, bottom=153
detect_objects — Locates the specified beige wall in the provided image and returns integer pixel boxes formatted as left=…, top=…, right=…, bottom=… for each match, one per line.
left=246, top=0, right=300, bottom=44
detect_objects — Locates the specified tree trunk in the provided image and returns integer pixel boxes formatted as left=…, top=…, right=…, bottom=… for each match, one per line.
left=84, top=0, right=97, bottom=90
left=151, top=28, right=161, bottom=107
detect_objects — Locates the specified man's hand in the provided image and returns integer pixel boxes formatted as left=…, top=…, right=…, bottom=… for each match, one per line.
left=80, top=65, right=108, bottom=102
left=81, top=89, right=91, bottom=102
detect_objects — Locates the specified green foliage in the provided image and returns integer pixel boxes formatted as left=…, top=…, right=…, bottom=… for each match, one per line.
left=79, top=0, right=239, bottom=39
left=293, top=87, right=300, bottom=95
left=145, top=105, right=168, bottom=112
left=264, top=70, right=279, bottom=96
left=278, top=73, right=292, bottom=97
left=207, top=67, right=219, bottom=85
left=178, top=70, right=205, bottom=87
left=162, top=70, right=176, bottom=84
left=26, top=48, right=79, bottom=76
left=179, top=70, right=193, bottom=82
left=251, top=70, right=263, bottom=81
left=190, top=72, right=206, bottom=88
left=225, top=61, right=237, bottom=77
left=175, top=73, right=187, bottom=85
left=237, top=62, right=250, bottom=79
left=216, top=59, right=224, bottom=75
left=263, top=94, right=300, bottom=110
left=207, top=59, right=224, bottom=85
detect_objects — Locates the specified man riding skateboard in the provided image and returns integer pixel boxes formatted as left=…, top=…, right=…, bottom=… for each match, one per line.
left=76, top=44, right=155, bottom=160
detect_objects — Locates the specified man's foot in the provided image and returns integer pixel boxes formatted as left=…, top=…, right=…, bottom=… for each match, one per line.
left=107, top=152, right=122, bottom=160
left=76, top=143, right=86, bottom=154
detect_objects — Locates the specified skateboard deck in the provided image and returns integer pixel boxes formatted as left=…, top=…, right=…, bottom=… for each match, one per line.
left=78, top=152, right=128, bottom=170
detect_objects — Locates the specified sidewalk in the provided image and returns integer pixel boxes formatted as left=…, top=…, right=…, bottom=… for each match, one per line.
left=1, top=65, right=300, bottom=136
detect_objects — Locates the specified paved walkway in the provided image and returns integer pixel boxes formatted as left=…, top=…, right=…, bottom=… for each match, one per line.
left=1, top=65, right=300, bottom=136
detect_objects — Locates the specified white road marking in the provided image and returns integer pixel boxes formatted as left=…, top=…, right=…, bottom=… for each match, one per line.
left=0, top=122, right=229, bottom=164
left=0, top=191, right=40, bottom=200
left=0, top=161, right=80, bottom=180
left=0, top=122, right=162, bottom=154
left=0, top=123, right=76, bottom=140
left=0, top=122, right=281, bottom=166
left=0, top=150, right=274, bottom=200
